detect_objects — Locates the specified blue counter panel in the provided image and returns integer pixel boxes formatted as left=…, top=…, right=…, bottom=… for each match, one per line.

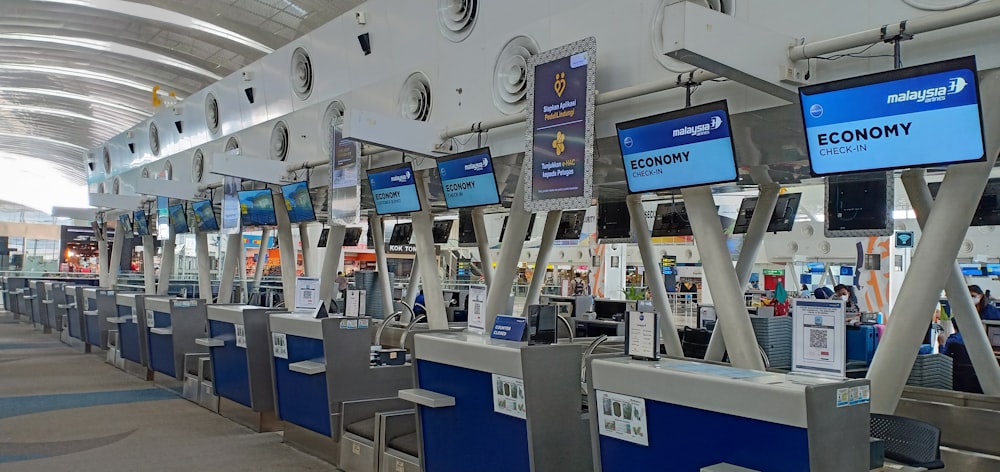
left=416, top=360, right=530, bottom=472
left=598, top=398, right=809, bottom=472
left=116, top=304, right=141, bottom=363
left=66, top=298, right=82, bottom=340
left=147, top=311, right=175, bottom=378
left=273, top=335, right=329, bottom=436
left=208, top=320, right=252, bottom=408
left=84, top=313, right=101, bottom=348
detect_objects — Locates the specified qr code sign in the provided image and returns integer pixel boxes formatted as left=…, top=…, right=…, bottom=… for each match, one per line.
left=809, top=328, right=829, bottom=349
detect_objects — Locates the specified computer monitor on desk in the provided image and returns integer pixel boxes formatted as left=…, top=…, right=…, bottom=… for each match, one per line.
left=594, top=299, right=629, bottom=320
left=985, top=321, right=1000, bottom=351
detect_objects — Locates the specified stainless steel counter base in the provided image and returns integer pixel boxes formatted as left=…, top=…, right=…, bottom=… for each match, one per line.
left=122, top=359, right=154, bottom=381
left=219, top=397, right=282, bottom=433
left=283, top=422, right=338, bottom=465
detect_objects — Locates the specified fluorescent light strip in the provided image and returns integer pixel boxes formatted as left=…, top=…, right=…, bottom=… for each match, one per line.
left=35, top=0, right=274, bottom=54
left=0, top=64, right=177, bottom=97
left=0, top=87, right=151, bottom=117
left=0, top=33, right=223, bottom=80
left=0, top=132, right=87, bottom=151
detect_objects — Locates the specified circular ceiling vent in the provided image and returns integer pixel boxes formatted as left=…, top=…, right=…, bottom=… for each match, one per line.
left=894, top=221, right=908, bottom=231
left=398, top=72, right=432, bottom=121
left=977, top=226, right=995, bottom=234
left=800, top=224, right=815, bottom=237
left=191, top=149, right=205, bottom=183
left=225, top=136, right=240, bottom=153
left=902, top=0, right=978, bottom=11
left=205, top=93, right=220, bottom=135
left=818, top=241, right=832, bottom=255
left=291, top=47, right=314, bottom=100
left=149, top=121, right=161, bottom=156
left=961, top=239, right=974, bottom=254
left=162, top=160, right=173, bottom=180
left=270, top=121, right=289, bottom=161
left=492, top=35, right=539, bottom=114
left=112, top=177, right=121, bottom=195
left=437, top=0, right=479, bottom=42
left=97, top=182, right=106, bottom=194
left=322, top=101, right=346, bottom=153
left=141, top=166, right=150, bottom=179
left=103, top=147, right=112, bottom=174
left=787, top=242, right=800, bottom=253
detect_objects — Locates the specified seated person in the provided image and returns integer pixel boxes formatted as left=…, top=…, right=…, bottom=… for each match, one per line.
left=413, top=290, right=426, bottom=316
left=834, top=284, right=860, bottom=312
left=941, top=320, right=983, bottom=394
left=969, top=284, right=1000, bottom=321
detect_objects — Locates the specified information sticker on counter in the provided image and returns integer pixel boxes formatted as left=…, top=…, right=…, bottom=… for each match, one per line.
left=596, top=390, right=649, bottom=446
left=492, top=374, right=526, bottom=419
left=146, top=310, right=155, bottom=328
left=345, top=290, right=366, bottom=317
left=625, top=311, right=659, bottom=360
left=235, top=324, right=247, bottom=348
left=271, top=332, right=288, bottom=359
left=467, top=284, right=487, bottom=333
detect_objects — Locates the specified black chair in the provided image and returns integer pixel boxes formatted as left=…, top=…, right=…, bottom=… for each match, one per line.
left=946, top=343, right=984, bottom=394
left=870, top=413, right=945, bottom=470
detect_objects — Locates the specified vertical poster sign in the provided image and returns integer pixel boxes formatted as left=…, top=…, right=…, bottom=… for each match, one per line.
left=467, top=284, right=487, bottom=333
left=523, top=37, right=597, bottom=212
left=221, top=176, right=242, bottom=234
left=156, top=196, right=170, bottom=241
left=791, top=299, right=846, bottom=378
left=330, top=126, right=361, bottom=225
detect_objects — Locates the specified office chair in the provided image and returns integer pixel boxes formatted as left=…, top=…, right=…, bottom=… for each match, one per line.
left=870, top=413, right=945, bottom=470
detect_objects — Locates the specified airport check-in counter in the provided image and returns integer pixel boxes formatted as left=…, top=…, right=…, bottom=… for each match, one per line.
left=86, top=289, right=121, bottom=350
left=30, top=280, right=49, bottom=330
left=81, top=288, right=102, bottom=348
left=587, top=357, right=871, bottom=472
left=41, top=282, right=64, bottom=333
left=145, top=297, right=209, bottom=381
left=201, top=305, right=279, bottom=432
left=22, top=281, right=39, bottom=327
left=399, top=331, right=592, bottom=472
left=63, top=285, right=89, bottom=344
left=113, top=293, right=153, bottom=376
left=268, top=313, right=333, bottom=460
left=8, top=277, right=30, bottom=320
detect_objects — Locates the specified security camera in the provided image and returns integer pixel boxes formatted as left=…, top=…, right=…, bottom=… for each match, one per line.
left=355, top=11, right=366, bottom=24
left=241, top=71, right=253, bottom=81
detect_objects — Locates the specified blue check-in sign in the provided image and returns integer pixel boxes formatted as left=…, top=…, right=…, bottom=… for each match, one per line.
left=895, top=231, right=914, bottom=248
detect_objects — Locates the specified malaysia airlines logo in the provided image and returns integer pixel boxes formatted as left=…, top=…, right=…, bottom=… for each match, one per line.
left=389, top=170, right=412, bottom=184
left=886, top=76, right=969, bottom=104
left=463, top=157, right=490, bottom=173
left=672, top=115, right=723, bottom=138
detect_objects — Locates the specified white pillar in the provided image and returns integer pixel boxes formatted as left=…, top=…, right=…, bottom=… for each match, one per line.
left=318, top=224, right=347, bottom=307
left=370, top=215, right=396, bottom=318
left=195, top=231, right=213, bottom=302
left=472, top=207, right=494, bottom=288
left=627, top=194, right=684, bottom=357
left=218, top=234, right=242, bottom=304
left=522, top=210, right=562, bottom=315
left=299, top=222, right=314, bottom=277
left=898, top=169, right=1000, bottom=396
left=108, top=224, right=125, bottom=288
left=682, top=186, right=765, bottom=371
left=157, top=233, right=176, bottom=295
left=486, top=171, right=531, bottom=325
left=412, top=172, right=448, bottom=329
left=253, top=228, right=271, bottom=291
left=706, top=177, right=781, bottom=361
left=97, top=225, right=109, bottom=287
left=273, top=193, right=297, bottom=301
left=868, top=68, right=1000, bottom=413
left=142, top=235, right=156, bottom=293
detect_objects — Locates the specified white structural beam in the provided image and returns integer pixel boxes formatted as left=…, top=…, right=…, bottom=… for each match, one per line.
left=868, top=68, right=1000, bottom=413
left=369, top=215, right=396, bottom=318
left=522, top=210, right=562, bottom=314
left=196, top=231, right=213, bottom=302
left=218, top=234, right=242, bottom=304
left=209, top=153, right=290, bottom=185
left=142, top=235, right=156, bottom=293
left=318, top=224, right=346, bottom=310
left=107, top=225, right=125, bottom=288
left=157, top=233, right=176, bottom=295
left=342, top=109, right=445, bottom=158
left=273, top=193, right=297, bottom=303
left=412, top=172, right=447, bottom=329
left=52, top=206, right=98, bottom=221
left=136, top=177, right=199, bottom=201
left=485, top=171, right=531, bottom=326
left=472, top=207, right=494, bottom=288
left=299, top=223, right=315, bottom=277
left=89, top=192, right=143, bottom=211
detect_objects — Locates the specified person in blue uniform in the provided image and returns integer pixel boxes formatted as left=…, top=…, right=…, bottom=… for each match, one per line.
left=969, top=285, right=1000, bottom=320
left=941, top=320, right=982, bottom=394
left=414, top=290, right=426, bottom=316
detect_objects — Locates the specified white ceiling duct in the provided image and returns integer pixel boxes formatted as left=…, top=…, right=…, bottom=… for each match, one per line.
left=492, top=35, right=539, bottom=115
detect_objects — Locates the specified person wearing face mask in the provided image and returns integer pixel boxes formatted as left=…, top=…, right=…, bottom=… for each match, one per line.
left=834, top=284, right=859, bottom=312
left=968, top=285, right=1000, bottom=321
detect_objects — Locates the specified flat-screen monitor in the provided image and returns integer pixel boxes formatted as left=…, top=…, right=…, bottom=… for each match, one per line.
left=458, top=209, right=477, bottom=246
left=343, top=227, right=362, bottom=247
left=133, top=210, right=150, bottom=236
left=436, top=147, right=501, bottom=209
left=191, top=200, right=219, bottom=232
left=118, top=213, right=133, bottom=235
left=555, top=210, right=586, bottom=241
left=840, top=266, right=854, bottom=276
left=651, top=202, right=693, bottom=237
left=616, top=100, right=738, bottom=192
left=594, top=300, right=628, bottom=320
left=929, top=178, right=1000, bottom=227
left=986, top=263, right=1000, bottom=277
left=800, top=274, right=813, bottom=285
left=799, top=56, right=985, bottom=176
left=238, top=189, right=277, bottom=226
left=527, top=304, right=557, bottom=345
left=960, top=263, right=985, bottom=276
left=807, top=262, right=826, bottom=274
left=317, top=228, right=329, bottom=248
left=598, top=201, right=631, bottom=241
left=733, top=193, right=802, bottom=234
left=987, top=324, right=1000, bottom=350
left=500, top=214, right=536, bottom=243
left=432, top=220, right=454, bottom=244
left=368, top=162, right=421, bottom=215
left=168, top=204, right=189, bottom=234
left=389, top=222, right=413, bottom=245
left=281, top=181, right=316, bottom=223
left=826, top=172, right=893, bottom=236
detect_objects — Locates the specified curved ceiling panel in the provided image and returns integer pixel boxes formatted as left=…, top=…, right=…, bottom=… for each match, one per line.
left=0, top=0, right=365, bottom=211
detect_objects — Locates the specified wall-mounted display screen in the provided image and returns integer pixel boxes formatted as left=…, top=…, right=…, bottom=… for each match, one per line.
left=133, top=210, right=150, bottom=236
left=986, top=263, right=1000, bottom=277
left=960, top=263, right=985, bottom=276
left=807, top=262, right=826, bottom=274
left=651, top=203, right=693, bottom=237
left=221, top=176, right=241, bottom=234
left=317, top=228, right=329, bottom=248
left=458, top=209, right=476, bottom=246
left=389, top=222, right=413, bottom=245
left=597, top=201, right=631, bottom=241
left=500, top=214, right=537, bottom=243
left=343, top=227, right=362, bottom=247
left=800, top=56, right=984, bottom=176
left=432, top=220, right=454, bottom=244
left=169, top=204, right=189, bottom=234
left=367, top=162, right=421, bottom=215
left=191, top=200, right=219, bottom=232
left=733, top=193, right=802, bottom=234
left=555, top=210, right=587, bottom=240
left=437, top=147, right=501, bottom=209
left=825, top=172, right=893, bottom=237
left=928, top=178, right=1000, bottom=227
left=281, top=181, right=316, bottom=223
left=617, top=100, right=738, bottom=193
left=840, top=266, right=854, bottom=276
left=238, top=189, right=277, bottom=226
left=118, top=213, right=133, bottom=235
left=156, top=196, right=170, bottom=240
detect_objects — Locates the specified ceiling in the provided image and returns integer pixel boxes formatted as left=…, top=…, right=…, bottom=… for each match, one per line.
left=0, top=0, right=364, bottom=211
